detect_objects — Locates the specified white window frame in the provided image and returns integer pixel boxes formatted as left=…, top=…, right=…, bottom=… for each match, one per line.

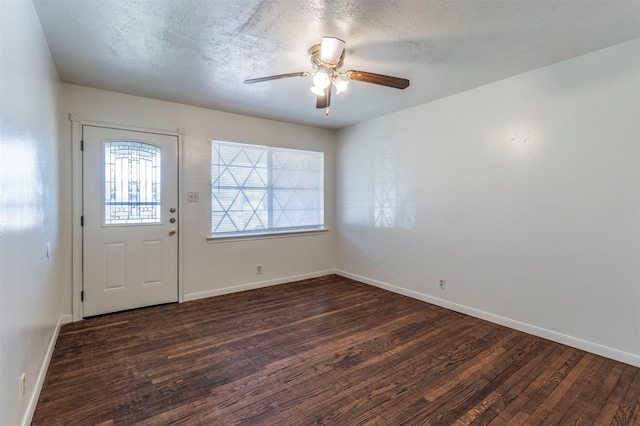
left=209, top=140, right=325, bottom=241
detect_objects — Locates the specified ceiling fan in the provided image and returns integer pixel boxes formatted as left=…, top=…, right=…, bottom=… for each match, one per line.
left=244, top=37, right=410, bottom=115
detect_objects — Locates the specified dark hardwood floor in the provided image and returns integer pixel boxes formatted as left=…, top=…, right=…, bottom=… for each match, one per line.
left=33, top=275, right=639, bottom=425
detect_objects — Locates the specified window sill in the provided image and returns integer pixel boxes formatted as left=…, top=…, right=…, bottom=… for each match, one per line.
left=206, top=228, right=328, bottom=243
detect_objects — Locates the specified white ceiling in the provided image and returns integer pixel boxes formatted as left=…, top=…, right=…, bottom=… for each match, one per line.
left=33, top=0, right=640, bottom=129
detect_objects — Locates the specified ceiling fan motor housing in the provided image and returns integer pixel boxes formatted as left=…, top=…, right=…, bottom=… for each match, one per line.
left=308, top=43, right=345, bottom=70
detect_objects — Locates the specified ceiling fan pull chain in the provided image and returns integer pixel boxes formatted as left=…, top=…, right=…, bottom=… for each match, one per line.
left=325, top=107, right=330, bottom=116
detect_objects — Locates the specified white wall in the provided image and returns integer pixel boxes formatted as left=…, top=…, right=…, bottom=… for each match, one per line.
left=0, top=0, right=64, bottom=424
left=336, top=39, right=640, bottom=366
left=59, top=84, right=336, bottom=308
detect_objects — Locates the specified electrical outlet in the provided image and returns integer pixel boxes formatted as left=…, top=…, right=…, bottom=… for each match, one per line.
left=256, top=264, right=262, bottom=274
left=20, top=373, right=25, bottom=401
left=439, top=279, right=446, bottom=289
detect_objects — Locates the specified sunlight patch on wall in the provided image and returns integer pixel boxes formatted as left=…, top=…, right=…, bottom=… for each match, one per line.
left=0, top=138, right=43, bottom=232
left=374, top=138, right=416, bottom=229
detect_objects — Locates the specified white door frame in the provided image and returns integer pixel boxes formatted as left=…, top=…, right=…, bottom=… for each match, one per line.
left=70, top=114, right=186, bottom=321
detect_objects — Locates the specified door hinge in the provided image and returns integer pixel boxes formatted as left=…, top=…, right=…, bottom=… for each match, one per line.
left=80, top=215, right=84, bottom=226
left=81, top=290, right=84, bottom=302
left=80, top=140, right=84, bottom=150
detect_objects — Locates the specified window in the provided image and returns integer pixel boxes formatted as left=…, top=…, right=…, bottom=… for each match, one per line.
left=211, top=141, right=324, bottom=237
left=104, top=141, right=161, bottom=225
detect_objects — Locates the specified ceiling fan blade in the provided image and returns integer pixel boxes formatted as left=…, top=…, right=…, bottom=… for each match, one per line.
left=316, top=82, right=332, bottom=109
left=320, top=37, right=345, bottom=65
left=244, top=72, right=309, bottom=84
left=345, top=70, right=410, bottom=89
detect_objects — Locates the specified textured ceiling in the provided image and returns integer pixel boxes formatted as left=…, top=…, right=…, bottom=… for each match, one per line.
left=33, top=0, right=640, bottom=129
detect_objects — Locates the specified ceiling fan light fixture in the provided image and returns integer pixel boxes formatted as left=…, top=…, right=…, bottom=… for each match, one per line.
left=312, top=68, right=330, bottom=89
left=310, top=85, right=325, bottom=96
left=320, top=36, right=345, bottom=65
left=335, top=73, right=349, bottom=94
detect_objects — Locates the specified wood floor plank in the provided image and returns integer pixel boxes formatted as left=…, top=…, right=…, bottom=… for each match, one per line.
left=610, top=369, right=640, bottom=426
left=554, top=354, right=618, bottom=424
left=32, top=275, right=639, bottom=425
left=532, top=353, right=601, bottom=424
left=487, top=345, right=582, bottom=424
left=453, top=337, right=557, bottom=425
left=395, top=335, right=543, bottom=425
left=573, top=360, right=627, bottom=425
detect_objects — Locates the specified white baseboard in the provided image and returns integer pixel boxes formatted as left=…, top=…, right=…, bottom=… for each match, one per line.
left=335, top=269, right=640, bottom=368
left=22, top=314, right=72, bottom=426
left=184, top=269, right=338, bottom=302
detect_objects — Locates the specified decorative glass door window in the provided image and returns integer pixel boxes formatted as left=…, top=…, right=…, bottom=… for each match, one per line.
left=104, top=141, right=162, bottom=225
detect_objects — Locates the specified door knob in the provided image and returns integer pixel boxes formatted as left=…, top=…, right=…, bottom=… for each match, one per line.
left=169, top=207, right=176, bottom=213
left=169, top=228, right=176, bottom=236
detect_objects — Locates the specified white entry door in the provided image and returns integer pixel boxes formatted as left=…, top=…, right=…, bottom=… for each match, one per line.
left=83, top=125, right=178, bottom=317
